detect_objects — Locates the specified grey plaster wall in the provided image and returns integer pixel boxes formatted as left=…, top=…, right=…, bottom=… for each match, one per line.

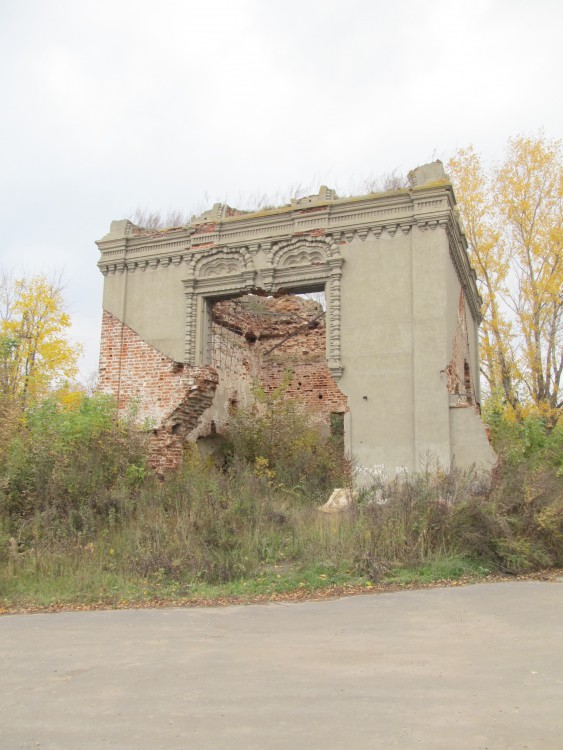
left=450, top=406, right=496, bottom=470
left=102, top=264, right=186, bottom=362
left=339, top=231, right=415, bottom=472
left=411, top=224, right=452, bottom=469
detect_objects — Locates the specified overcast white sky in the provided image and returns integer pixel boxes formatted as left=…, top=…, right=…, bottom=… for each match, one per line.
left=1, top=0, right=562, bottom=378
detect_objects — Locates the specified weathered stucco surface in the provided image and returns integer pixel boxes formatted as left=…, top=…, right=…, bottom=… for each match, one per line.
left=97, top=161, right=495, bottom=475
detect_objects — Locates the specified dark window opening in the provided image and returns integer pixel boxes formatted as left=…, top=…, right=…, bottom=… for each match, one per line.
left=464, top=361, right=473, bottom=404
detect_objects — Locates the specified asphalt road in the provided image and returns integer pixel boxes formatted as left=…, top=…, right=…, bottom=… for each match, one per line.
left=1, top=581, right=562, bottom=750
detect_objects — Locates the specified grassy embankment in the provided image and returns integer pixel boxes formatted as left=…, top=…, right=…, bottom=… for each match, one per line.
left=1, top=391, right=562, bottom=612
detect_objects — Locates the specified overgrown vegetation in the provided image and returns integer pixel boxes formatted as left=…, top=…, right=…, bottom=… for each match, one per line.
left=224, top=375, right=348, bottom=497
left=1, top=389, right=561, bottom=612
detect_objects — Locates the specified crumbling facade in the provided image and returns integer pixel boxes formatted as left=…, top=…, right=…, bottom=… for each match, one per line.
left=97, top=161, right=495, bottom=476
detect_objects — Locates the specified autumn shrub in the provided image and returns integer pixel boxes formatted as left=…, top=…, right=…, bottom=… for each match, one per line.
left=323, top=435, right=561, bottom=579
left=224, top=376, right=348, bottom=499
left=484, top=415, right=563, bottom=572
left=344, top=467, right=496, bottom=578
left=485, top=407, right=563, bottom=468
left=0, top=393, right=147, bottom=543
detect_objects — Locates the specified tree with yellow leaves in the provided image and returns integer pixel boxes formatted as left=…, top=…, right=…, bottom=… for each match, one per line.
left=448, top=134, right=563, bottom=424
left=0, top=273, right=81, bottom=412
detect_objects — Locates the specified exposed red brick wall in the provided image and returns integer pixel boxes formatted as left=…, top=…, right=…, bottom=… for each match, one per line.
left=446, top=289, right=478, bottom=412
left=148, top=366, right=219, bottom=473
left=187, top=320, right=256, bottom=441
left=213, top=296, right=324, bottom=341
left=212, top=296, right=348, bottom=421
left=259, top=360, right=348, bottom=415
left=99, top=310, right=218, bottom=473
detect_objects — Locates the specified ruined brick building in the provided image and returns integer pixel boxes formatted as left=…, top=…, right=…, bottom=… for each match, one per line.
left=97, top=161, right=495, bottom=477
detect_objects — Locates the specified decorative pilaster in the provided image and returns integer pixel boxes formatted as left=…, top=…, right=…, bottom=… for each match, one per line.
left=327, top=257, right=344, bottom=379
left=184, top=280, right=197, bottom=364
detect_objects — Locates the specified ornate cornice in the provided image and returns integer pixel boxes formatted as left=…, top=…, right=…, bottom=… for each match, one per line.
left=97, top=184, right=457, bottom=272
left=180, top=235, right=345, bottom=379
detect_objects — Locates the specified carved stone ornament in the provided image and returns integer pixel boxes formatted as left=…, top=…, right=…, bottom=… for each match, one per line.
left=182, top=236, right=344, bottom=379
